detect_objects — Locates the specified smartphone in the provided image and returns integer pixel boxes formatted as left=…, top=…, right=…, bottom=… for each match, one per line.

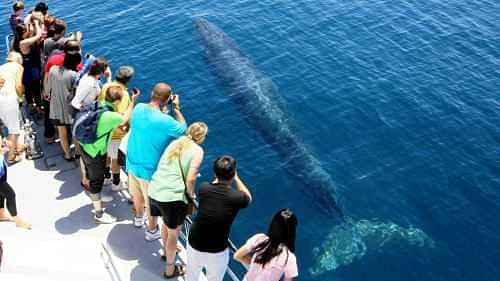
left=132, top=87, right=139, bottom=95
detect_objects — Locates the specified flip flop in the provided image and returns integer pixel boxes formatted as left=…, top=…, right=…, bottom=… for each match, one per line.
left=162, top=264, right=185, bottom=279
left=7, top=154, right=22, bottom=165
left=81, top=181, right=89, bottom=191
left=63, top=155, right=75, bottom=162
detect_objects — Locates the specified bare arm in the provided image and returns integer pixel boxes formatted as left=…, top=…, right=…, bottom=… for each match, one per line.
left=20, top=21, right=42, bottom=53
left=103, top=67, right=112, bottom=84
left=234, top=245, right=252, bottom=266
left=170, top=94, right=186, bottom=124
left=120, top=89, right=140, bottom=126
left=15, top=66, right=24, bottom=97
left=234, top=173, right=252, bottom=203
left=185, top=147, right=204, bottom=199
left=43, top=69, right=53, bottom=100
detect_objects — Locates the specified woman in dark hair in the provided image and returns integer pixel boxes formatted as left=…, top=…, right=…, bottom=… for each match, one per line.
left=13, top=17, right=43, bottom=112
left=44, top=51, right=81, bottom=161
left=234, top=208, right=299, bottom=281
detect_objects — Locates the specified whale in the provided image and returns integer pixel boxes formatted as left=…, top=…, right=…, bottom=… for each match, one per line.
left=310, top=218, right=435, bottom=276
left=194, top=18, right=344, bottom=218
left=194, top=18, right=435, bottom=273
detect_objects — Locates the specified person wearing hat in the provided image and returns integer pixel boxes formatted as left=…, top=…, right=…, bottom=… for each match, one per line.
left=98, top=66, right=134, bottom=191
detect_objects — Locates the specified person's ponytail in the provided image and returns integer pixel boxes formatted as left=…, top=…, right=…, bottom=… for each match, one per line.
left=166, top=121, right=208, bottom=160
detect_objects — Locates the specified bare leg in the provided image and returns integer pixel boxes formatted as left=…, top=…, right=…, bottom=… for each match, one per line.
left=7, top=134, right=21, bottom=152
left=57, top=126, right=71, bottom=158
left=92, top=200, right=103, bottom=213
left=12, top=216, right=31, bottom=229
left=161, top=223, right=169, bottom=250
left=6, top=134, right=20, bottom=161
left=130, top=177, right=145, bottom=218
left=0, top=208, right=12, bottom=221
left=142, top=185, right=158, bottom=232
left=165, top=225, right=182, bottom=275
left=147, top=213, right=158, bottom=232
left=111, top=159, right=119, bottom=175
left=79, top=158, right=89, bottom=186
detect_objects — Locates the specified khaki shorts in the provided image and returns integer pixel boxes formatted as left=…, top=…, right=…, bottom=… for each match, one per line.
left=128, top=172, right=150, bottom=211
left=107, top=139, right=121, bottom=160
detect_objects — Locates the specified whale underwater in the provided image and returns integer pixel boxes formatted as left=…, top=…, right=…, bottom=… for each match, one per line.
left=194, top=18, right=435, bottom=275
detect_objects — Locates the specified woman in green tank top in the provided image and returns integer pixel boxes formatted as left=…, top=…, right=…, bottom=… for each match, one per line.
left=148, top=122, right=208, bottom=278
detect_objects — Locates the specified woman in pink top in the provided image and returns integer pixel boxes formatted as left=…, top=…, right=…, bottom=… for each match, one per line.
left=234, top=209, right=299, bottom=281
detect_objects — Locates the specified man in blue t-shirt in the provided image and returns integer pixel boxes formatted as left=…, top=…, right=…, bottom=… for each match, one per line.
left=126, top=82, right=186, bottom=241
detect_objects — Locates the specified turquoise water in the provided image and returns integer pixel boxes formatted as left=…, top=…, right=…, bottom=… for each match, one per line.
left=2, top=0, right=499, bottom=280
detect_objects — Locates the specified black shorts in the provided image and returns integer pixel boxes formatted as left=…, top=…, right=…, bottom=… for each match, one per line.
left=149, top=198, right=188, bottom=229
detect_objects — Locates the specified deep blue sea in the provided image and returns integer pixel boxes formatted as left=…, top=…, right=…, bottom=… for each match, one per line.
left=2, top=1, right=499, bottom=280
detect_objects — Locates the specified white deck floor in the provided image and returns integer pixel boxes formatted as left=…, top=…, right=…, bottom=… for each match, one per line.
left=0, top=125, right=198, bottom=281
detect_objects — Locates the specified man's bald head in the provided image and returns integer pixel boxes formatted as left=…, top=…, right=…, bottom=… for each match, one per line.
left=151, top=82, right=172, bottom=103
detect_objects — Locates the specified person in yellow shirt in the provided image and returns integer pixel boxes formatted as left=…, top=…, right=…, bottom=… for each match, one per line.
left=98, top=65, right=134, bottom=191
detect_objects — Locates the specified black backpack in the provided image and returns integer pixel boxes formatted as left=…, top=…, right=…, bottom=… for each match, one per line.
left=72, top=101, right=112, bottom=144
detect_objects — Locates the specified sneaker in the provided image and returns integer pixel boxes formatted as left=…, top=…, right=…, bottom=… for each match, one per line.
left=134, top=215, right=145, bottom=228
left=111, top=182, right=126, bottom=191
left=145, top=226, right=161, bottom=242
left=94, top=211, right=117, bottom=224
left=103, top=178, right=112, bottom=186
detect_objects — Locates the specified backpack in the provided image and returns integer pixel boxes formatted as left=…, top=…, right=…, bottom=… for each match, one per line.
left=72, top=101, right=112, bottom=144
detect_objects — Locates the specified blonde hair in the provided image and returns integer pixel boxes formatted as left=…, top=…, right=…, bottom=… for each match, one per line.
left=167, top=122, right=208, bottom=160
left=6, top=52, right=22, bottom=64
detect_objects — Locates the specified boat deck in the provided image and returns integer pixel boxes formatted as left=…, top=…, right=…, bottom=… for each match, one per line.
left=0, top=125, right=198, bottom=281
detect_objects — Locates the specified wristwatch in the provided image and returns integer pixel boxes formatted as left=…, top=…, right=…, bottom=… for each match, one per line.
left=174, top=105, right=181, bottom=111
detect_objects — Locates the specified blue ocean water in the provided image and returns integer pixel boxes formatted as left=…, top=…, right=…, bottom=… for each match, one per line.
left=2, top=0, right=499, bottom=280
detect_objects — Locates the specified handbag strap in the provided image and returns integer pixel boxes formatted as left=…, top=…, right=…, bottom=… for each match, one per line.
left=177, top=147, right=194, bottom=204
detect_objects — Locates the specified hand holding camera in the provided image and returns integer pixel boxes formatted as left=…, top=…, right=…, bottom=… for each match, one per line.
left=131, top=87, right=141, bottom=102
left=170, top=94, right=181, bottom=110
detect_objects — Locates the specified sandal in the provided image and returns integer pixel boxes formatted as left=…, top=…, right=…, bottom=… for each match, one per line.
left=81, top=181, right=89, bottom=191
left=163, top=264, right=185, bottom=279
left=7, top=154, right=22, bottom=165
left=63, top=155, right=75, bottom=162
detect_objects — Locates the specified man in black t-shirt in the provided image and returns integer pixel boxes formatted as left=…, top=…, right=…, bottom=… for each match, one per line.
left=186, top=155, right=252, bottom=281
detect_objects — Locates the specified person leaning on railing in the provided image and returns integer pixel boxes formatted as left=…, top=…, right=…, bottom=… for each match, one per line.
left=97, top=65, right=134, bottom=191
left=148, top=122, right=208, bottom=279
left=186, top=155, right=252, bottom=281
left=234, top=209, right=299, bottom=281
left=126, top=83, right=186, bottom=239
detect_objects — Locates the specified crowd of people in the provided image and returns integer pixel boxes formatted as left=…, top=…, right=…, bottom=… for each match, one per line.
left=0, top=2, right=299, bottom=280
